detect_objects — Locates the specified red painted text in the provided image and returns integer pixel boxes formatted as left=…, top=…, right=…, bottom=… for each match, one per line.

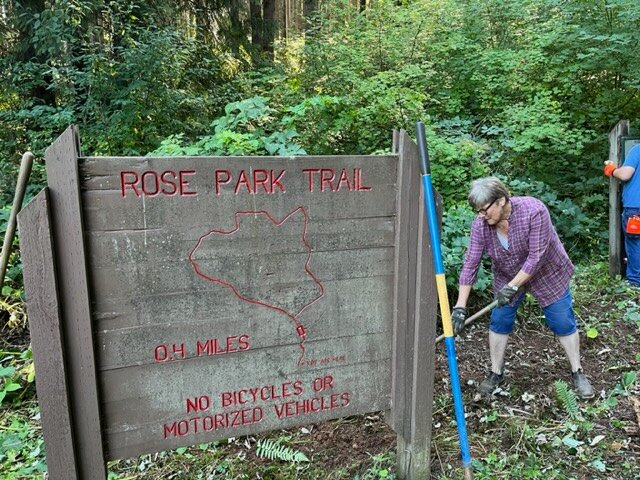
left=214, top=169, right=286, bottom=195
left=120, top=170, right=197, bottom=198
left=163, top=407, right=264, bottom=439
left=302, top=168, right=372, bottom=192
left=221, top=381, right=304, bottom=407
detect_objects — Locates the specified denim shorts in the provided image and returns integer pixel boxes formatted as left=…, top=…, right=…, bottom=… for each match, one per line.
left=489, top=288, right=577, bottom=336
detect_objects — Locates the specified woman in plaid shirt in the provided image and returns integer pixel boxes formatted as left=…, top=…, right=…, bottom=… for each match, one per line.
left=451, top=177, right=594, bottom=399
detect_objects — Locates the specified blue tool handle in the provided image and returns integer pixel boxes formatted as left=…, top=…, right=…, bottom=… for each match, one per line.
left=415, top=121, right=430, bottom=175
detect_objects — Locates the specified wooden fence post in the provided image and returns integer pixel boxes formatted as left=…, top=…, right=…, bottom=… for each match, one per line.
left=44, top=126, right=106, bottom=479
left=18, top=189, right=79, bottom=480
left=393, top=131, right=437, bottom=479
left=608, top=120, right=628, bottom=278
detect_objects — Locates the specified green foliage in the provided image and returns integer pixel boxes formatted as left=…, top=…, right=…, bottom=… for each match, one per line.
left=441, top=204, right=492, bottom=293
left=2, top=1, right=640, bottom=476
left=255, top=437, right=309, bottom=463
left=612, top=371, right=637, bottom=396
left=0, top=349, right=41, bottom=478
left=0, top=207, right=23, bottom=299
left=623, top=302, right=640, bottom=329
left=0, top=366, right=21, bottom=404
left=0, top=0, right=237, bottom=183
left=150, top=96, right=306, bottom=157
left=354, top=452, right=396, bottom=480
left=472, top=452, right=564, bottom=479
left=430, top=118, right=492, bottom=201
left=78, top=28, right=221, bottom=156
left=553, top=380, right=580, bottom=420
left=0, top=347, right=35, bottom=405
left=0, top=405, right=46, bottom=479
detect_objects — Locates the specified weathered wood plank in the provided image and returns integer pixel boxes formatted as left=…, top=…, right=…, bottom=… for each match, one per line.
left=87, top=247, right=394, bottom=304
left=79, top=155, right=397, bottom=191
left=45, top=141, right=415, bottom=465
left=102, top=354, right=390, bottom=460
left=18, top=189, right=79, bottom=480
left=608, top=120, right=628, bottom=277
left=407, top=165, right=438, bottom=479
left=394, top=131, right=438, bottom=479
left=79, top=155, right=396, bottom=231
left=80, top=188, right=397, bottom=232
left=45, top=126, right=106, bottom=479
left=100, top=333, right=391, bottom=423
left=85, top=217, right=395, bottom=267
left=92, top=274, right=393, bottom=330
left=95, top=276, right=393, bottom=370
left=390, top=133, right=412, bottom=434
left=396, top=131, right=421, bottom=477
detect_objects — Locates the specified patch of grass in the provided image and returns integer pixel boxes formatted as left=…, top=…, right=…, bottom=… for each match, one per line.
left=0, top=401, right=46, bottom=479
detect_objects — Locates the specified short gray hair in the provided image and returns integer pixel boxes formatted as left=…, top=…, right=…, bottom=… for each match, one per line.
left=468, top=177, right=510, bottom=209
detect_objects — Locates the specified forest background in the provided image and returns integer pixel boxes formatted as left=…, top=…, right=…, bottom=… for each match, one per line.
left=1, top=0, right=639, bottom=479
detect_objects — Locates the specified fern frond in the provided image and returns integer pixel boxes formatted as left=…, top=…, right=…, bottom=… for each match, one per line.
left=554, top=380, right=580, bottom=419
left=256, top=438, right=309, bottom=463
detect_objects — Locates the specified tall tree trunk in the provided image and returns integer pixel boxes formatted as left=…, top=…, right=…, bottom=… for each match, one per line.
left=228, top=1, right=243, bottom=56
left=250, top=0, right=263, bottom=48
left=15, top=0, right=55, bottom=106
left=262, top=0, right=276, bottom=55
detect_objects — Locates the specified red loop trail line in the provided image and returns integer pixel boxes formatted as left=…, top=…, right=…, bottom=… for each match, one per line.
left=189, top=206, right=325, bottom=365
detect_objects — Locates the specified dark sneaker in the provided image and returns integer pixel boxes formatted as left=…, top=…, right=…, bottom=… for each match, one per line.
left=478, top=371, right=505, bottom=395
left=571, top=369, right=594, bottom=400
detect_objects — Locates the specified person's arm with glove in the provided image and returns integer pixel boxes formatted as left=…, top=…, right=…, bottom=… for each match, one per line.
left=452, top=284, right=472, bottom=335
left=604, top=160, right=635, bottom=181
left=453, top=219, right=485, bottom=336
left=604, top=161, right=617, bottom=177
left=496, top=283, right=520, bottom=306
left=451, top=306, right=468, bottom=336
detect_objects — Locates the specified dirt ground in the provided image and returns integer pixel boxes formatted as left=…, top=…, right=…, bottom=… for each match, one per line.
left=4, top=287, right=638, bottom=478
left=239, top=296, right=640, bottom=478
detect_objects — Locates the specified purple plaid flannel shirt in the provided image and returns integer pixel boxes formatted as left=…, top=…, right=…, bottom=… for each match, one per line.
left=459, top=196, right=574, bottom=307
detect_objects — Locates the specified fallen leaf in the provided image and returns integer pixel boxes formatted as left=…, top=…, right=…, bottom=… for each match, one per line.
left=521, top=392, right=535, bottom=403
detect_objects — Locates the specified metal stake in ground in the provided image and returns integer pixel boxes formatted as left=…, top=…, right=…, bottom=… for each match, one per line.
left=415, top=121, right=473, bottom=480
left=0, top=152, right=34, bottom=287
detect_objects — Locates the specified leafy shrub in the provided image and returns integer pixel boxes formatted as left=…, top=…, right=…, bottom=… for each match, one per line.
left=507, top=177, right=603, bottom=257
left=441, top=204, right=492, bottom=296
left=150, top=96, right=306, bottom=157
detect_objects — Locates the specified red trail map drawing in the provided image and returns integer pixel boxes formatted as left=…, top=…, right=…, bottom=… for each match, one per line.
left=189, top=206, right=325, bottom=365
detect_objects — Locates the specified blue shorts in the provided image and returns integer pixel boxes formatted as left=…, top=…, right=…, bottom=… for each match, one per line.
left=489, top=288, right=577, bottom=336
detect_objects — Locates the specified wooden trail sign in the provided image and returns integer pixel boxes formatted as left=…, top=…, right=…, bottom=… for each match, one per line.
left=19, top=126, right=439, bottom=479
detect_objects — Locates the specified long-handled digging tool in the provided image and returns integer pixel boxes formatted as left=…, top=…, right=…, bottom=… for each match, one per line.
left=415, top=121, right=473, bottom=480
left=435, top=299, right=499, bottom=344
left=1, top=152, right=34, bottom=287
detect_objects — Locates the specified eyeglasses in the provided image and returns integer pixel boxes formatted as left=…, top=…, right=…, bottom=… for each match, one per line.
left=476, top=198, right=498, bottom=216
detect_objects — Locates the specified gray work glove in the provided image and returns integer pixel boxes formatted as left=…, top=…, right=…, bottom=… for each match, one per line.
left=451, top=307, right=468, bottom=336
left=496, top=284, right=519, bottom=306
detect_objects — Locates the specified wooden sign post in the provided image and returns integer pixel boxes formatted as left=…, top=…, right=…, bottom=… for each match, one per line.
left=608, top=120, right=640, bottom=279
left=19, top=126, right=439, bottom=479
left=608, top=120, right=628, bottom=278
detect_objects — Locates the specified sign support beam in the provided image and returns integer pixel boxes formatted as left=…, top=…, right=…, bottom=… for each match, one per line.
left=18, top=189, right=79, bottom=480
left=44, top=126, right=106, bottom=479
